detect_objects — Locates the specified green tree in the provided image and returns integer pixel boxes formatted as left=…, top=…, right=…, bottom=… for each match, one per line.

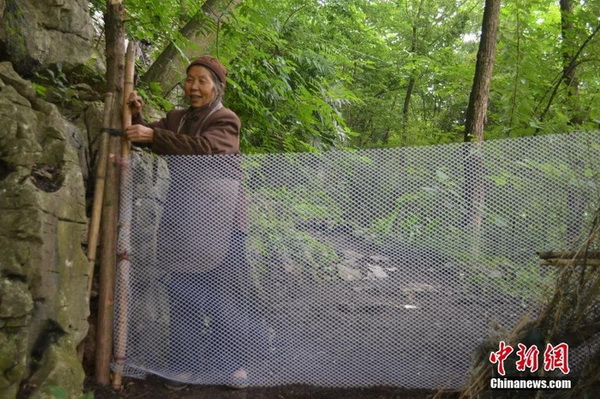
left=95, top=0, right=600, bottom=152
left=140, top=0, right=242, bottom=96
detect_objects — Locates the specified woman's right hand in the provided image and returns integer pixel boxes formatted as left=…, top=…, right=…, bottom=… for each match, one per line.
left=127, top=90, right=145, bottom=116
left=125, top=124, right=154, bottom=143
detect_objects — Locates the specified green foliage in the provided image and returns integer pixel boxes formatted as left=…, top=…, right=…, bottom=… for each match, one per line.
left=216, top=0, right=361, bottom=153
left=32, top=64, right=80, bottom=105
left=137, top=84, right=174, bottom=112
left=249, top=183, right=342, bottom=282
left=108, top=0, right=600, bottom=151
left=340, top=0, right=483, bottom=148
left=47, top=385, right=94, bottom=399
left=79, top=0, right=600, bottom=318
left=465, top=256, right=557, bottom=303
left=90, top=0, right=202, bottom=52
left=32, top=82, right=47, bottom=97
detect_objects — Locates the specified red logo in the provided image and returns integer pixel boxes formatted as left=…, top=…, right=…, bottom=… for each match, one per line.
left=515, top=343, right=540, bottom=372
left=490, top=342, right=570, bottom=375
left=489, top=341, right=513, bottom=376
left=543, top=343, right=570, bottom=374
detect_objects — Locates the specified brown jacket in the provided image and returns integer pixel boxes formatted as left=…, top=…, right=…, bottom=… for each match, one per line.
left=135, top=102, right=248, bottom=272
left=133, top=101, right=241, bottom=156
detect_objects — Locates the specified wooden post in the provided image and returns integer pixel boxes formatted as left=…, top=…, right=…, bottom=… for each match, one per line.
left=86, top=93, right=115, bottom=300
left=96, top=0, right=125, bottom=385
left=95, top=106, right=122, bottom=386
left=77, top=92, right=114, bottom=362
left=112, top=41, right=136, bottom=390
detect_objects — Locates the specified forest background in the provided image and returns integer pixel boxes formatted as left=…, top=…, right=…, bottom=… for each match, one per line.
left=1, top=0, right=598, bottom=398
left=84, top=0, right=600, bottom=153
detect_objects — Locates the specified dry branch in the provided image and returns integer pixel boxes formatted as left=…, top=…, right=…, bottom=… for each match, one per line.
left=538, top=251, right=600, bottom=260
left=460, top=208, right=600, bottom=398
left=540, top=259, right=600, bottom=267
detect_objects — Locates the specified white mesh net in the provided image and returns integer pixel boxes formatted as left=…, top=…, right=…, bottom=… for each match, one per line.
left=113, top=132, right=600, bottom=389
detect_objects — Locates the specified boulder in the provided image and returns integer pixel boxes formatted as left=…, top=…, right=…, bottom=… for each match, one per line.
left=0, top=62, right=88, bottom=399
left=0, top=0, right=103, bottom=76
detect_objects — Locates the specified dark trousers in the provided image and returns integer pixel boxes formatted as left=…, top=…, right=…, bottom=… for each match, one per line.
left=166, top=231, right=263, bottom=376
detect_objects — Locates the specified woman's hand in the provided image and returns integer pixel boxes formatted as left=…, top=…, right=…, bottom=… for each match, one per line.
left=125, top=124, right=154, bottom=143
left=127, top=91, right=145, bottom=116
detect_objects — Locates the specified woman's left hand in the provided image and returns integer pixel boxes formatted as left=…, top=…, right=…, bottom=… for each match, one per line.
left=127, top=91, right=145, bottom=116
left=125, top=124, right=154, bottom=143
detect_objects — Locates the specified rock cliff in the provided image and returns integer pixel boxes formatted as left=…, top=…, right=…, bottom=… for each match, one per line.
left=0, top=0, right=102, bottom=77
left=0, top=0, right=103, bottom=398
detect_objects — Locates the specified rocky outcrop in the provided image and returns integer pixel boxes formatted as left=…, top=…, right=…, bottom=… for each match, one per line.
left=0, top=62, right=89, bottom=399
left=0, top=0, right=102, bottom=77
left=0, top=0, right=107, bottom=397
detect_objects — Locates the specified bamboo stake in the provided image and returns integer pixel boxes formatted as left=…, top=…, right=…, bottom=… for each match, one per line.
left=78, top=92, right=115, bottom=362
left=95, top=113, right=122, bottom=386
left=95, top=0, right=125, bottom=384
left=112, top=41, right=135, bottom=390
left=86, top=93, right=115, bottom=299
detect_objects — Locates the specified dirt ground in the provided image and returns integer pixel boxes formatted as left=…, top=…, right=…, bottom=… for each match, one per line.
left=86, top=376, right=458, bottom=399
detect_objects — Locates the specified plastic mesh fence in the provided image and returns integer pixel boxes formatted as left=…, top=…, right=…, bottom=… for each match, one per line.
left=114, top=132, right=600, bottom=389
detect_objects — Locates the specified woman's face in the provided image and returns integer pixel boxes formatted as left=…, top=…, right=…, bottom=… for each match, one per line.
left=183, top=65, right=216, bottom=108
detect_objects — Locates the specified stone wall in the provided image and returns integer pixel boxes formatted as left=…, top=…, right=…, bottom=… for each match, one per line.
left=0, top=62, right=90, bottom=399
left=0, top=1, right=103, bottom=398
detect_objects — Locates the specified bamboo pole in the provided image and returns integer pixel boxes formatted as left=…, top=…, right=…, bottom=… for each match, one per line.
left=96, top=0, right=125, bottom=385
left=95, top=111, right=122, bottom=386
left=78, top=92, right=114, bottom=362
left=112, top=41, right=136, bottom=390
left=86, top=93, right=115, bottom=299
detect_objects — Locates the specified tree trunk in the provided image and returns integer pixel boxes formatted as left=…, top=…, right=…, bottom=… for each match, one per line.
left=464, top=0, right=501, bottom=142
left=382, top=93, right=398, bottom=145
left=462, top=0, right=501, bottom=256
left=104, top=1, right=125, bottom=97
left=95, top=0, right=125, bottom=386
left=560, top=0, right=585, bottom=248
left=402, top=75, right=415, bottom=144
left=140, top=0, right=241, bottom=96
left=508, top=0, right=522, bottom=134
left=401, top=0, right=424, bottom=145
left=537, top=21, right=599, bottom=124
left=560, top=0, right=581, bottom=126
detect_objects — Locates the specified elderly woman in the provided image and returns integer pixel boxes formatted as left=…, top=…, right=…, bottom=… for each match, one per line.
left=126, top=55, right=240, bottom=155
left=126, top=55, right=257, bottom=389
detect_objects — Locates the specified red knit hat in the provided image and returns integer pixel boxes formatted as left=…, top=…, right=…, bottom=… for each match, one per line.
left=186, top=55, right=228, bottom=84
